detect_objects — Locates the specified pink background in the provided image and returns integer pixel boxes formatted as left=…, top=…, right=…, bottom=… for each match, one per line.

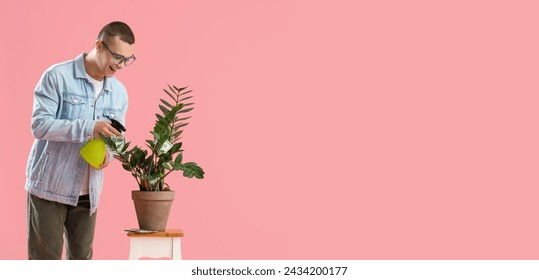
left=1, top=0, right=539, bottom=259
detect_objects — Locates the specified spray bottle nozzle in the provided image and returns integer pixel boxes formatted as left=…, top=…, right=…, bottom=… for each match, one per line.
left=111, top=119, right=126, bottom=133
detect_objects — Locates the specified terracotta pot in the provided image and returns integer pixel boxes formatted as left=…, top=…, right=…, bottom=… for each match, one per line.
left=132, top=190, right=175, bottom=231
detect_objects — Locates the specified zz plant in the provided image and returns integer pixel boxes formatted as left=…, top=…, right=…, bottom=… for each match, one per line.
left=101, top=84, right=205, bottom=191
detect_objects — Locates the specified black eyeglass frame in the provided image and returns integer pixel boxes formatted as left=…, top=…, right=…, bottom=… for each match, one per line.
left=100, top=41, right=136, bottom=66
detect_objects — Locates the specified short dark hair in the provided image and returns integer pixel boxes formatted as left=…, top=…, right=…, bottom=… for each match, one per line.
left=97, top=21, right=135, bottom=44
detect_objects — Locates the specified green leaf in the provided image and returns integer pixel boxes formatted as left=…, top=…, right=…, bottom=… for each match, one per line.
left=179, top=96, right=194, bottom=102
left=181, top=162, right=205, bottom=179
left=179, top=89, right=192, bottom=96
left=170, top=162, right=182, bottom=170
left=174, top=123, right=189, bottom=130
left=183, top=169, right=194, bottom=178
left=155, top=114, right=164, bottom=122
left=168, top=143, right=182, bottom=154
left=145, top=140, right=155, bottom=149
left=178, top=107, right=194, bottom=114
left=175, top=116, right=192, bottom=122
left=159, top=105, right=170, bottom=115
left=174, top=85, right=189, bottom=92
left=172, top=130, right=183, bottom=139
left=163, top=162, right=171, bottom=170
left=174, top=153, right=183, bottom=164
left=164, top=89, right=175, bottom=101
left=143, top=155, right=153, bottom=168
left=130, top=148, right=146, bottom=168
left=168, top=84, right=177, bottom=96
left=122, top=163, right=132, bottom=172
left=121, top=141, right=131, bottom=153
left=160, top=98, right=174, bottom=109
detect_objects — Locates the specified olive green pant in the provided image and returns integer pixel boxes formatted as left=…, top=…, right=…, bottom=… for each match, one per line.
left=27, top=193, right=97, bottom=260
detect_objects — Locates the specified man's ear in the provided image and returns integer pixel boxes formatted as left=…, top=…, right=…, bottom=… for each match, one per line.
left=95, top=40, right=103, bottom=52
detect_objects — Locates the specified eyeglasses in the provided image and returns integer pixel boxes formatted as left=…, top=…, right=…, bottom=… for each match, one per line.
left=100, top=41, right=136, bottom=66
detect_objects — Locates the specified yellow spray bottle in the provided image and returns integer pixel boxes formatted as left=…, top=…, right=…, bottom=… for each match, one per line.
left=80, top=119, right=126, bottom=169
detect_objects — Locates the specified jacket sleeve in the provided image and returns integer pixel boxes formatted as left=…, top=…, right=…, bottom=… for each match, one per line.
left=31, top=70, right=96, bottom=142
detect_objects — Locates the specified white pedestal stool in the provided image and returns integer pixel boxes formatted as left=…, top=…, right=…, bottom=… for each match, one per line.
left=127, top=229, right=184, bottom=260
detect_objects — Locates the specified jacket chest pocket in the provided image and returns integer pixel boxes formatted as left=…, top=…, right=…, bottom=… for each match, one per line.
left=101, top=108, right=121, bottom=122
left=61, top=92, right=87, bottom=120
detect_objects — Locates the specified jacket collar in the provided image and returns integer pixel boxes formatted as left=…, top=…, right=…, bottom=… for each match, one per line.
left=74, top=53, right=113, bottom=92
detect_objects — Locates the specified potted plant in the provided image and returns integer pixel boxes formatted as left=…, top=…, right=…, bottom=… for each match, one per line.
left=101, top=84, right=205, bottom=231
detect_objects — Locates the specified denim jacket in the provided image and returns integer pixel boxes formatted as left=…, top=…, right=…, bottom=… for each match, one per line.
left=25, top=53, right=128, bottom=215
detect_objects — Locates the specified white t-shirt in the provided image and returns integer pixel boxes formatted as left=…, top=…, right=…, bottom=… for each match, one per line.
left=81, top=74, right=104, bottom=195
left=86, top=73, right=104, bottom=98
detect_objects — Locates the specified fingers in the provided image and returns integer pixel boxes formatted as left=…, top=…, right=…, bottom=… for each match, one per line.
left=106, top=128, right=121, bottom=137
left=108, top=127, right=122, bottom=137
left=99, top=160, right=109, bottom=169
left=97, top=152, right=110, bottom=170
left=94, top=121, right=123, bottom=138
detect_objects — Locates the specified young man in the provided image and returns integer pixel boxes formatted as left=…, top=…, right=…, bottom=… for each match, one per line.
left=25, top=21, right=136, bottom=260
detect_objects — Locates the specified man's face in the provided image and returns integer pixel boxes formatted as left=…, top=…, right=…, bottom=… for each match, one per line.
left=96, top=36, right=135, bottom=78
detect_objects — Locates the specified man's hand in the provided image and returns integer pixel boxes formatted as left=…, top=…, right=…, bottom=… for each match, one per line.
left=93, top=121, right=122, bottom=139
left=97, top=152, right=111, bottom=170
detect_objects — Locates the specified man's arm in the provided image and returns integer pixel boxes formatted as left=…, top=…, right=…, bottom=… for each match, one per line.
left=31, top=70, right=95, bottom=142
left=31, top=70, right=121, bottom=142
